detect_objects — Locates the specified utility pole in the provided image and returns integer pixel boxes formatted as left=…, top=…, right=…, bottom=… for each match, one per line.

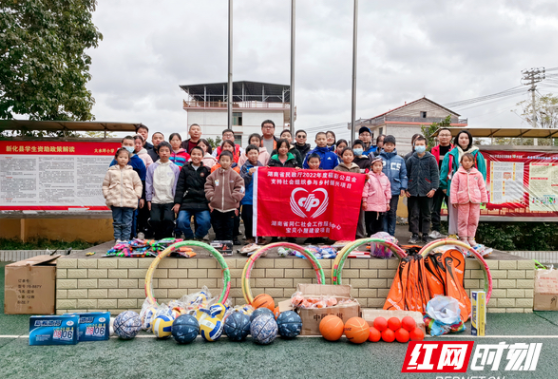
left=350, top=0, right=358, bottom=144
left=227, top=0, right=233, bottom=130
left=522, top=67, right=545, bottom=146
left=290, top=0, right=296, bottom=133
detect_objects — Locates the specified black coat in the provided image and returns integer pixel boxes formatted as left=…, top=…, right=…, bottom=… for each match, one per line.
left=147, top=147, right=159, bottom=163
left=174, top=162, right=210, bottom=211
left=353, top=155, right=371, bottom=174
left=405, top=152, right=440, bottom=197
left=294, top=143, right=311, bottom=157
left=268, top=153, right=299, bottom=168
left=270, top=145, right=303, bottom=168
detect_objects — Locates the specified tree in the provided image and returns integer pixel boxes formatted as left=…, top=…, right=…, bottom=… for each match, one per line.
left=420, top=115, right=452, bottom=151
left=207, top=137, right=222, bottom=149
left=0, top=1, right=103, bottom=124
left=514, top=93, right=558, bottom=129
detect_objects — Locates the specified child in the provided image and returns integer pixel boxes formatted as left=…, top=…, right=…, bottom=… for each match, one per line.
left=405, top=136, right=439, bottom=243
left=352, top=139, right=372, bottom=174
left=362, top=157, right=391, bottom=235
left=169, top=133, right=190, bottom=169
left=173, top=146, right=212, bottom=241
left=197, top=139, right=218, bottom=169
left=335, top=139, right=348, bottom=159
left=334, top=148, right=360, bottom=173
left=450, top=153, right=488, bottom=246
left=268, top=139, right=299, bottom=168
left=102, top=148, right=143, bottom=243
left=240, top=145, right=263, bottom=244
left=379, top=135, right=408, bottom=236
left=306, top=153, right=321, bottom=170
left=146, top=142, right=181, bottom=240
left=303, top=132, right=339, bottom=169
left=133, top=134, right=154, bottom=168
left=205, top=151, right=245, bottom=241
left=211, top=140, right=241, bottom=173
left=238, top=133, right=271, bottom=167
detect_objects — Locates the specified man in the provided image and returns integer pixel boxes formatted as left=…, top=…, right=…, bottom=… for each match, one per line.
left=359, top=126, right=376, bottom=156
left=181, top=123, right=202, bottom=154
left=260, top=119, right=278, bottom=152
left=212, top=129, right=243, bottom=158
left=136, top=125, right=153, bottom=150
left=429, top=127, right=454, bottom=239
left=148, top=132, right=164, bottom=162
left=294, top=129, right=311, bottom=157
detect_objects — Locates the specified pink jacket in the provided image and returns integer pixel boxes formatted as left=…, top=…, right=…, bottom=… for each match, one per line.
left=450, top=166, right=488, bottom=204
left=362, top=172, right=392, bottom=212
left=238, top=147, right=270, bottom=167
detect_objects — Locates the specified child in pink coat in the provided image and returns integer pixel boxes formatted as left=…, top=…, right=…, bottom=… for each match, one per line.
left=362, top=157, right=392, bottom=235
left=450, top=153, right=488, bottom=246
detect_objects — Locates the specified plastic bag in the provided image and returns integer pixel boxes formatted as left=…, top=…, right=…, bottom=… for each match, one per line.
left=424, top=295, right=465, bottom=336
left=369, top=232, right=398, bottom=259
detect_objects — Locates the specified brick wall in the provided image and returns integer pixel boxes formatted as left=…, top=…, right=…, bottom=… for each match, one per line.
left=55, top=257, right=534, bottom=315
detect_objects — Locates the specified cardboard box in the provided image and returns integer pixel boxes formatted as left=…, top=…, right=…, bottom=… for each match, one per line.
left=74, top=312, right=111, bottom=342
left=29, top=314, right=79, bottom=346
left=361, top=309, right=426, bottom=333
left=279, top=283, right=361, bottom=335
left=534, top=269, right=558, bottom=311
left=4, top=255, right=60, bottom=315
left=210, top=240, right=233, bottom=256
left=471, top=291, right=486, bottom=336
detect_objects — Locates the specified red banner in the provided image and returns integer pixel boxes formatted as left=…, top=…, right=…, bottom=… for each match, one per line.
left=254, top=167, right=366, bottom=240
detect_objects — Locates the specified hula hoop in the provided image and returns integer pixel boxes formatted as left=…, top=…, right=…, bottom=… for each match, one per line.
left=418, top=238, right=493, bottom=302
left=241, top=243, right=325, bottom=305
left=332, top=238, right=407, bottom=285
left=144, top=241, right=231, bottom=305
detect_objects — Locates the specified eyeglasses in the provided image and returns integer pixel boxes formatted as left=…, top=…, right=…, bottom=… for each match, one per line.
left=223, top=134, right=234, bottom=138
left=263, top=126, right=275, bottom=129
left=297, top=135, right=306, bottom=138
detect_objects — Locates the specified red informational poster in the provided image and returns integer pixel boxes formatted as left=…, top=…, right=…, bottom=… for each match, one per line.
left=254, top=167, right=366, bottom=240
left=0, top=141, right=121, bottom=211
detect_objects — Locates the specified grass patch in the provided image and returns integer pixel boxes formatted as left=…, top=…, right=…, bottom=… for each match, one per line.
left=0, top=238, right=97, bottom=251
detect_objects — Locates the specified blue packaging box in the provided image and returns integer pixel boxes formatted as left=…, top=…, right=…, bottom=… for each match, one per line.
left=74, top=312, right=110, bottom=341
left=29, top=314, right=79, bottom=346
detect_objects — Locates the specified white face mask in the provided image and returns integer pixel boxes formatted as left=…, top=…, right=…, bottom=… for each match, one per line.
left=124, top=146, right=134, bottom=154
left=353, top=148, right=363, bottom=156
left=415, top=145, right=426, bottom=154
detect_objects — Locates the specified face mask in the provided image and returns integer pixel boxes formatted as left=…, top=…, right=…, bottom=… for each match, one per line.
left=415, top=145, right=426, bottom=154
left=353, top=148, right=363, bottom=156
left=124, top=146, right=134, bottom=154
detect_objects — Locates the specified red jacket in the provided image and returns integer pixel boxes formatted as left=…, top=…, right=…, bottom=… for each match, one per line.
left=214, top=145, right=241, bottom=163
left=431, top=144, right=454, bottom=164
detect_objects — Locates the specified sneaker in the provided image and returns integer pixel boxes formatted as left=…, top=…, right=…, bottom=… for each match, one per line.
left=137, top=232, right=145, bottom=240
left=408, top=234, right=419, bottom=244
left=448, top=234, right=458, bottom=240
left=468, top=239, right=478, bottom=247
left=428, top=230, right=446, bottom=239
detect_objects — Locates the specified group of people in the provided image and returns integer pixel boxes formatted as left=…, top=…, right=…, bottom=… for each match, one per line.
left=101, top=120, right=488, bottom=247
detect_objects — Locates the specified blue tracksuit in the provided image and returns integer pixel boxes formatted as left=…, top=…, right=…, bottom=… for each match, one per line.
left=379, top=149, right=408, bottom=236
left=302, top=146, right=339, bottom=170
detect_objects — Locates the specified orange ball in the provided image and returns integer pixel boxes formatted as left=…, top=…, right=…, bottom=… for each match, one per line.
left=395, top=328, right=410, bottom=343
left=381, top=328, right=395, bottom=343
left=410, top=327, right=425, bottom=341
left=273, top=306, right=280, bottom=319
left=368, top=327, right=381, bottom=342
left=252, top=293, right=275, bottom=311
left=388, top=317, right=401, bottom=331
left=401, top=316, right=417, bottom=332
left=319, top=315, right=344, bottom=341
left=373, top=317, right=388, bottom=332
left=344, top=317, right=369, bottom=344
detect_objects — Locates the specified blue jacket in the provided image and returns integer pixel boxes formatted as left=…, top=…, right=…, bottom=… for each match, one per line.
left=379, top=149, right=408, bottom=195
left=364, top=144, right=377, bottom=157
left=240, top=161, right=263, bottom=205
left=302, top=146, right=339, bottom=170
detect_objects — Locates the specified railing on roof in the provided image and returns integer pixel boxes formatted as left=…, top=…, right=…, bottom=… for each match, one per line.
left=183, top=100, right=290, bottom=109
left=365, top=116, right=468, bottom=126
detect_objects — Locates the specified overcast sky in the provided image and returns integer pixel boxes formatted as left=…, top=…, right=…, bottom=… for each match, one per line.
left=88, top=0, right=558, bottom=141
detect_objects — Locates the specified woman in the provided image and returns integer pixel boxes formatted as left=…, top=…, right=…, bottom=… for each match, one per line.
left=440, top=130, right=487, bottom=238
left=326, top=130, right=336, bottom=152
left=211, top=140, right=240, bottom=173
left=168, top=133, right=190, bottom=169
left=268, top=139, right=299, bottom=168
left=238, top=133, right=270, bottom=167
left=335, top=139, right=348, bottom=159
left=373, top=134, right=385, bottom=157
left=197, top=139, right=217, bottom=169
left=133, top=134, right=153, bottom=168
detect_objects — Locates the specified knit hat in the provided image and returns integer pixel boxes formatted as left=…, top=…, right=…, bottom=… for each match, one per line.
left=383, top=135, right=396, bottom=145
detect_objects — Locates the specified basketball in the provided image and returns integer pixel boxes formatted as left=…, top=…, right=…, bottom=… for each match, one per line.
left=381, top=328, right=395, bottom=343
left=368, top=327, right=381, bottom=342
left=172, top=315, right=199, bottom=344
left=344, top=317, right=369, bottom=344
left=252, top=293, right=275, bottom=311
left=410, top=327, right=425, bottom=341
left=401, top=316, right=417, bottom=332
left=388, top=317, right=401, bottom=331
left=319, top=315, right=344, bottom=341
left=395, top=328, right=410, bottom=343
left=209, top=303, right=228, bottom=320
left=114, top=311, right=142, bottom=340
left=250, top=314, right=278, bottom=345
left=199, top=316, right=224, bottom=342
left=276, top=311, right=302, bottom=339
left=373, top=317, right=388, bottom=332
left=153, top=315, right=174, bottom=339
left=224, top=312, right=251, bottom=342
left=250, top=307, right=273, bottom=323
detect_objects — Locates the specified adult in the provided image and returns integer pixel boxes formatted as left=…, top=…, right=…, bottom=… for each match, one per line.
left=260, top=119, right=278, bottom=152
left=335, top=139, right=348, bottom=159
left=326, top=131, right=336, bottom=152
left=359, top=126, right=376, bottom=156
left=136, top=125, right=153, bottom=150
left=197, top=139, right=217, bottom=169
left=294, top=129, right=311, bottom=157
left=133, top=134, right=153, bottom=168
left=429, top=127, right=454, bottom=239
left=148, top=132, right=164, bottom=162
left=373, top=134, right=385, bottom=157
left=440, top=130, right=487, bottom=238
left=173, top=146, right=212, bottom=240
left=268, top=139, right=299, bottom=168
left=212, top=129, right=243, bottom=159
left=168, top=133, right=190, bottom=169
left=238, top=133, right=270, bottom=167
left=269, top=129, right=303, bottom=168
left=181, top=123, right=202, bottom=154
left=352, top=139, right=371, bottom=174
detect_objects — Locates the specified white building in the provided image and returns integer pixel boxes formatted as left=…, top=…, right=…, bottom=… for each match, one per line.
left=180, top=81, right=293, bottom=146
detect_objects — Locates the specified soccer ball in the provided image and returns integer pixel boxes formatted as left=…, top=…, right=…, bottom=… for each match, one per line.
left=114, top=311, right=142, bottom=340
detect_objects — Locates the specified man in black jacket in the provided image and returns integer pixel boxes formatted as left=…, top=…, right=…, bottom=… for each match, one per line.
left=294, top=129, right=311, bottom=157
left=172, top=146, right=211, bottom=240
left=148, top=132, right=164, bottom=162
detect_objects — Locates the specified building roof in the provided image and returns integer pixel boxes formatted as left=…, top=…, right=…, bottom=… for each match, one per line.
left=431, top=126, right=558, bottom=138
left=179, top=80, right=290, bottom=103
left=370, top=97, right=461, bottom=119
left=0, top=120, right=144, bottom=133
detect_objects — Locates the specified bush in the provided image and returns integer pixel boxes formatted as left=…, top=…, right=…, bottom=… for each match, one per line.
left=0, top=238, right=96, bottom=251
